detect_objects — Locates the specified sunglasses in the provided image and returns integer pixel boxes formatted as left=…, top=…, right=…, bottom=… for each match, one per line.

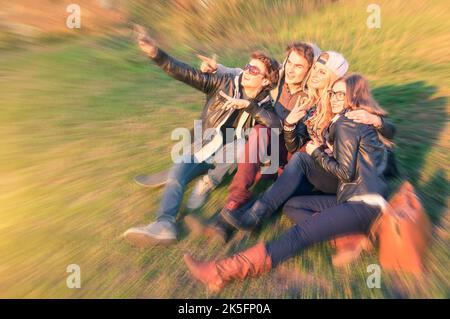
left=244, top=64, right=264, bottom=76
left=328, top=90, right=346, bottom=101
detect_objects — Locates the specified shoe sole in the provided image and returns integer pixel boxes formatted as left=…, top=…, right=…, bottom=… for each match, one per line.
left=133, top=172, right=169, bottom=188
left=124, top=232, right=176, bottom=248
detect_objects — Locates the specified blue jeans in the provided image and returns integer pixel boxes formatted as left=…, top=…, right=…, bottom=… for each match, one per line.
left=259, top=152, right=338, bottom=212
left=156, top=140, right=245, bottom=223
left=156, top=155, right=213, bottom=223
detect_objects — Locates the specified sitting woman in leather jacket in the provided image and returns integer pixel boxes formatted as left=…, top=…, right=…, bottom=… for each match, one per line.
left=183, top=73, right=389, bottom=293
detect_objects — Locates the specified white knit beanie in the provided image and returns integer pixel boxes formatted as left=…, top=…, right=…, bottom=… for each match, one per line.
left=317, top=51, right=349, bottom=78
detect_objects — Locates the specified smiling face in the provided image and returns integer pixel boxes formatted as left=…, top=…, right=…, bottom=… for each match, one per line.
left=308, top=62, right=332, bottom=89
left=284, top=50, right=310, bottom=85
left=330, top=80, right=347, bottom=114
left=241, top=58, right=271, bottom=91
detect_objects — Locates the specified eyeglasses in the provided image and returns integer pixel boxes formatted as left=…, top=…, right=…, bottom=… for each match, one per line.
left=244, top=64, right=264, bottom=76
left=328, top=90, right=346, bottom=101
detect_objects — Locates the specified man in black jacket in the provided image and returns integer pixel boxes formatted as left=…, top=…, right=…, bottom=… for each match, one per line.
left=123, top=25, right=281, bottom=247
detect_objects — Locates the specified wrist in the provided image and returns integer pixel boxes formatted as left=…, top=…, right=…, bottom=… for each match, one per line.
left=283, top=120, right=296, bottom=131
left=146, top=47, right=159, bottom=59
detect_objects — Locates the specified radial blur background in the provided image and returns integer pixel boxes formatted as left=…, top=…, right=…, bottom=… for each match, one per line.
left=0, top=0, right=449, bottom=298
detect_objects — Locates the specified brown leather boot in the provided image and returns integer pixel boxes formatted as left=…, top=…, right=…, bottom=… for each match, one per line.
left=184, top=242, right=272, bottom=293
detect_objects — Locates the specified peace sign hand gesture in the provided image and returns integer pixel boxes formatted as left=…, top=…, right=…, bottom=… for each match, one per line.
left=219, top=91, right=250, bottom=111
left=285, top=95, right=308, bottom=125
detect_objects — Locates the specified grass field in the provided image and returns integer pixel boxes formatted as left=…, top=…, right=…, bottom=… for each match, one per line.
left=0, top=0, right=449, bottom=298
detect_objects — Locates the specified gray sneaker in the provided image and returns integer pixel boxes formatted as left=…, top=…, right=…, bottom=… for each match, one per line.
left=186, top=175, right=215, bottom=210
left=123, top=220, right=177, bottom=247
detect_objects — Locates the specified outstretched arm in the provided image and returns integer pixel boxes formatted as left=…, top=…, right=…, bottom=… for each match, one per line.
left=197, top=54, right=243, bottom=76
left=283, top=96, right=310, bottom=152
left=135, top=25, right=223, bottom=95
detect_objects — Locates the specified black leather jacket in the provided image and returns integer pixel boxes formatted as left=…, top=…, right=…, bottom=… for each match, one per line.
left=151, top=49, right=281, bottom=146
left=311, top=115, right=388, bottom=203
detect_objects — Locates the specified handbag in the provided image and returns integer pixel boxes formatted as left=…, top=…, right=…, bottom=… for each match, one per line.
left=376, top=181, right=432, bottom=276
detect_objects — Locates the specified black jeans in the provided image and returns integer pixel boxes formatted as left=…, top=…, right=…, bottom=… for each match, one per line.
left=259, top=152, right=338, bottom=212
left=266, top=195, right=381, bottom=267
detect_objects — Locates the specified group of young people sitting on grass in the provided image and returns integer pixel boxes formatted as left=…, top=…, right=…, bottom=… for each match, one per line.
left=123, top=25, right=400, bottom=292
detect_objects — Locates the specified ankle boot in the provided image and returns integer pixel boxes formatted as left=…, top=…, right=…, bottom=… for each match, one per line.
left=184, top=242, right=272, bottom=293
left=221, top=199, right=272, bottom=231
left=204, top=213, right=235, bottom=244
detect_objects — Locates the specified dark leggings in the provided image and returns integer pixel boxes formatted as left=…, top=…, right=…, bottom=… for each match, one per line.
left=265, top=195, right=381, bottom=267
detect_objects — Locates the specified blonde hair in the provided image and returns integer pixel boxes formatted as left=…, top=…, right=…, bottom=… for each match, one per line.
left=300, top=65, right=336, bottom=142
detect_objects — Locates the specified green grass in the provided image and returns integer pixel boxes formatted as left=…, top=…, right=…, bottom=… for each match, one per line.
left=0, top=0, right=449, bottom=298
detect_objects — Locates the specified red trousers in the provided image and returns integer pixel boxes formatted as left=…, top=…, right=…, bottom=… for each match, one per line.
left=225, top=124, right=289, bottom=210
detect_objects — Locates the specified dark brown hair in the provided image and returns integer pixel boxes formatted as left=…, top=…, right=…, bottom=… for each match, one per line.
left=285, top=42, right=315, bottom=68
left=250, top=51, right=280, bottom=90
left=339, top=73, right=387, bottom=116
left=336, top=73, right=391, bottom=146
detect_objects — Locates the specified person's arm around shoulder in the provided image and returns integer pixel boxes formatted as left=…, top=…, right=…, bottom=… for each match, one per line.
left=345, top=109, right=396, bottom=140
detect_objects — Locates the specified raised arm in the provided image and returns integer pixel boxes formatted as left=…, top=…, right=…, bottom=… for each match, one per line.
left=283, top=121, right=309, bottom=153
left=282, top=95, right=310, bottom=152
left=135, top=25, right=223, bottom=95
left=197, top=54, right=243, bottom=76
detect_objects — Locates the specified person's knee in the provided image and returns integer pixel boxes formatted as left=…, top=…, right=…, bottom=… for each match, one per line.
left=293, top=152, right=314, bottom=169
left=283, top=206, right=301, bottom=224
left=168, top=162, right=194, bottom=186
left=165, top=177, right=183, bottom=189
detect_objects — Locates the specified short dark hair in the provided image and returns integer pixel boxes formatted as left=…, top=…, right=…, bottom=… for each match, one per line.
left=285, top=42, right=315, bottom=68
left=250, top=51, right=280, bottom=90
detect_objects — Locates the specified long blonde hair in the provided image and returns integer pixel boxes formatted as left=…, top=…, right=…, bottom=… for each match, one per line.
left=299, top=65, right=335, bottom=142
